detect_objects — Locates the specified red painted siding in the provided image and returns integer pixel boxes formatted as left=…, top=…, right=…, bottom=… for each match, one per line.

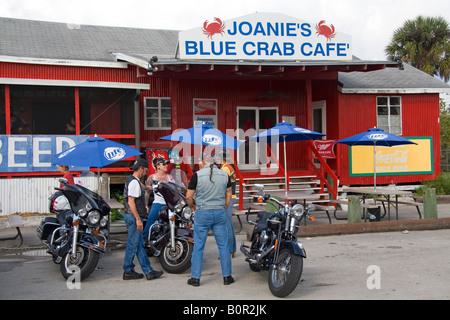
left=2, top=60, right=441, bottom=185
left=140, top=77, right=314, bottom=170
left=0, top=62, right=147, bottom=84
left=335, top=92, right=441, bottom=185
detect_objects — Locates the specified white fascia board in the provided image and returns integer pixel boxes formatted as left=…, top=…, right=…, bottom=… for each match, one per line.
left=338, top=87, right=450, bottom=94
left=0, top=77, right=149, bottom=90
left=112, top=53, right=148, bottom=69
left=0, top=55, right=128, bottom=69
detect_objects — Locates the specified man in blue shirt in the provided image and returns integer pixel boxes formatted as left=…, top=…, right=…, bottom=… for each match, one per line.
left=186, top=152, right=233, bottom=287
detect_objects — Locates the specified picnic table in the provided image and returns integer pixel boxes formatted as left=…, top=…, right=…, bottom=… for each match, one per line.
left=344, top=187, right=417, bottom=221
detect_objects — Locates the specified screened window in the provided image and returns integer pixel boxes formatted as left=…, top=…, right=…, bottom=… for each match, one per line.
left=144, top=97, right=171, bottom=130
left=377, top=96, right=402, bottom=135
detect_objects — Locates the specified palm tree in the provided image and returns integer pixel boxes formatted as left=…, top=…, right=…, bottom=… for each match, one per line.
left=385, top=16, right=450, bottom=82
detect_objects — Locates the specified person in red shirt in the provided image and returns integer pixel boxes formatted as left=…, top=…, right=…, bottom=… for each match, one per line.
left=57, top=165, right=75, bottom=187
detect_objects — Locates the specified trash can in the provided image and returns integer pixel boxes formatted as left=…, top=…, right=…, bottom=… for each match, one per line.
left=368, top=206, right=381, bottom=222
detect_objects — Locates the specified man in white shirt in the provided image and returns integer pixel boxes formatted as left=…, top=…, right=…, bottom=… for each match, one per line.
left=122, top=159, right=164, bottom=280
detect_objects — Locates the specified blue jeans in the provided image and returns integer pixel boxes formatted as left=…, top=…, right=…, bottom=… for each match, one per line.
left=143, top=203, right=164, bottom=240
left=123, top=213, right=154, bottom=274
left=191, top=209, right=231, bottom=279
left=225, top=198, right=237, bottom=254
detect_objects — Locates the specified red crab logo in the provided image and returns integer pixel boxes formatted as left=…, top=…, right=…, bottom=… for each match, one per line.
left=202, top=17, right=226, bottom=39
left=315, top=20, right=336, bottom=42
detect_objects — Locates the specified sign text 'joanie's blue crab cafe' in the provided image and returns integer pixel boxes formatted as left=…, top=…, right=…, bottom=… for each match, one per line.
left=178, top=13, right=352, bottom=61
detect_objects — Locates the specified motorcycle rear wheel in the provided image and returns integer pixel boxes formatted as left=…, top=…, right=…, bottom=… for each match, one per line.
left=159, top=239, right=193, bottom=274
left=60, top=246, right=100, bottom=281
left=268, top=249, right=303, bottom=298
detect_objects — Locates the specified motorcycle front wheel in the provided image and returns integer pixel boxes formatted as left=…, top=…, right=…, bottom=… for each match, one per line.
left=60, top=246, right=100, bottom=281
left=268, top=249, right=303, bottom=298
left=159, top=239, right=193, bottom=274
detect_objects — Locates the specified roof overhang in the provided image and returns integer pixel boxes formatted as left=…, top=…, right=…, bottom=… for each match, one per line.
left=0, top=55, right=129, bottom=68
left=0, top=77, right=149, bottom=90
left=339, top=87, right=450, bottom=94
left=112, top=52, right=399, bottom=76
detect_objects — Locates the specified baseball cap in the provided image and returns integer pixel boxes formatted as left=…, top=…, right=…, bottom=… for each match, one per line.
left=153, top=157, right=170, bottom=166
left=130, top=159, right=149, bottom=170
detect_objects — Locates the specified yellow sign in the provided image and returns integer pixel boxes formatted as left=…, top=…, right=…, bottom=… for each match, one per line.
left=350, top=137, right=433, bottom=177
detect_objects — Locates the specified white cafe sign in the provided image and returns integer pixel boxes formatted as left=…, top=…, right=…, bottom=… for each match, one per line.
left=178, top=12, right=352, bottom=61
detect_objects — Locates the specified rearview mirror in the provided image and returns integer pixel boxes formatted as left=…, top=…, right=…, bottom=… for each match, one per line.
left=253, top=184, right=264, bottom=192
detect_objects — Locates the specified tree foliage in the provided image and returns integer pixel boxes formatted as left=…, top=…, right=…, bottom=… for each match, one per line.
left=441, top=98, right=450, bottom=149
left=385, top=16, right=450, bottom=82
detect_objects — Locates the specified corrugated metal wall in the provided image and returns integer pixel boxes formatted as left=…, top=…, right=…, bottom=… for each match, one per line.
left=0, top=176, right=98, bottom=215
left=140, top=77, right=313, bottom=170
left=0, top=62, right=147, bottom=84
left=336, top=93, right=441, bottom=185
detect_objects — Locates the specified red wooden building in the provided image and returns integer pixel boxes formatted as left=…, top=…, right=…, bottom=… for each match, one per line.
left=1, top=13, right=449, bottom=199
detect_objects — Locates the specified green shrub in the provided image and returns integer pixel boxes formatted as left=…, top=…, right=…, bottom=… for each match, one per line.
left=415, top=173, right=450, bottom=195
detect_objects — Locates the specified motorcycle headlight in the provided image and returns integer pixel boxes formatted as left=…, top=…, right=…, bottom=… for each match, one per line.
left=100, top=215, right=108, bottom=227
left=174, top=204, right=183, bottom=213
left=182, top=206, right=193, bottom=220
left=307, top=204, right=316, bottom=212
left=88, top=210, right=101, bottom=225
left=292, top=204, right=304, bottom=219
left=78, top=208, right=88, bottom=218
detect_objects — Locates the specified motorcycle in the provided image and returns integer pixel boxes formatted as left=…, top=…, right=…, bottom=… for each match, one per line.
left=240, top=184, right=316, bottom=298
left=37, top=178, right=109, bottom=281
left=145, top=179, right=194, bottom=274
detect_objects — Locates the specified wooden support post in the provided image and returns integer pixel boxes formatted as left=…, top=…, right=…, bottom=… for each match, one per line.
left=348, top=195, right=361, bottom=223
left=424, top=188, right=438, bottom=219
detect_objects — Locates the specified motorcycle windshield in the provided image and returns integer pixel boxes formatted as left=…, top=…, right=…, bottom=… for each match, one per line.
left=61, top=184, right=110, bottom=215
left=157, top=182, right=186, bottom=211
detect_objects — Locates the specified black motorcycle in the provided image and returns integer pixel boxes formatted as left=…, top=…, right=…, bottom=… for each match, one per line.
left=145, top=180, right=194, bottom=274
left=240, top=184, right=316, bottom=298
left=37, top=178, right=109, bottom=281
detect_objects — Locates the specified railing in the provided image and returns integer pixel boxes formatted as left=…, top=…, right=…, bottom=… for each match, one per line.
left=234, top=142, right=339, bottom=210
left=306, top=141, right=338, bottom=201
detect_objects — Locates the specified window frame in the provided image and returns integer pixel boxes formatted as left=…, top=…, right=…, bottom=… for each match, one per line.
left=144, top=97, right=172, bottom=130
left=376, top=96, right=402, bottom=135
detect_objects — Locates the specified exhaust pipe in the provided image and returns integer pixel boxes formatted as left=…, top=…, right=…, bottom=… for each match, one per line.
left=240, top=241, right=274, bottom=264
left=240, top=241, right=256, bottom=263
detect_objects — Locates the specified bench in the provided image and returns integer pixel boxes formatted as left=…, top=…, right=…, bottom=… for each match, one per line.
left=311, top=205, right=334, bottom=224
left=329, top=199, right=382, bottom=221
left=232, top=203, right=265, bottom=233
left=377, top=199, right=422, bottom=219
left=0, top=215, right=24, bottom=247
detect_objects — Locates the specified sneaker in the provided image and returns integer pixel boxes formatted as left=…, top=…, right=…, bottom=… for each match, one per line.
left=123, top=270, right=144, bottom=280
left=187, top=278, right=200, bottom=287
left=145, top=269, right=164, bottom=280
left=223, top=276, right=235, bottom=285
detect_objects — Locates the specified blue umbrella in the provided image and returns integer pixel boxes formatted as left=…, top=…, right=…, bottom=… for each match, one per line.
left=54, top=135, right=142, bottom=168
left=335, top=127, right=417, bottom=190
left=249, top=122, right=325, bottom=194
left=159, top=123, right=242, bottom=150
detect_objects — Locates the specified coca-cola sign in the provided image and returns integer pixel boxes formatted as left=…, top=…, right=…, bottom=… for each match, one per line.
left=350, top=137, right=433, bottom=177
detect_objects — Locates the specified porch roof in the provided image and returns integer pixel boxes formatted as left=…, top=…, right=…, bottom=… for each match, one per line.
left=113, top=52, right=398, bottom=76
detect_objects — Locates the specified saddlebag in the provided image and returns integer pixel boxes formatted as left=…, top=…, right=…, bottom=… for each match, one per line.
left=37, top=217, right=59, bottom=240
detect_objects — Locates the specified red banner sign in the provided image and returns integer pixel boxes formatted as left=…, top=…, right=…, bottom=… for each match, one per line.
left=313, top=140, right=336, bottom=159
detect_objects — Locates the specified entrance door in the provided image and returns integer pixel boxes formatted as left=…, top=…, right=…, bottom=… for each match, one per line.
left=312, top=100, right=326, bottom=137
left=237, top=107, right=278, bottom=170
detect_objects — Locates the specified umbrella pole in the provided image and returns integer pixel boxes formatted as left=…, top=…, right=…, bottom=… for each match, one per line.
left=284, top=138, right=288, bottom=197
left=373, top=143, right=377, bottom=192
